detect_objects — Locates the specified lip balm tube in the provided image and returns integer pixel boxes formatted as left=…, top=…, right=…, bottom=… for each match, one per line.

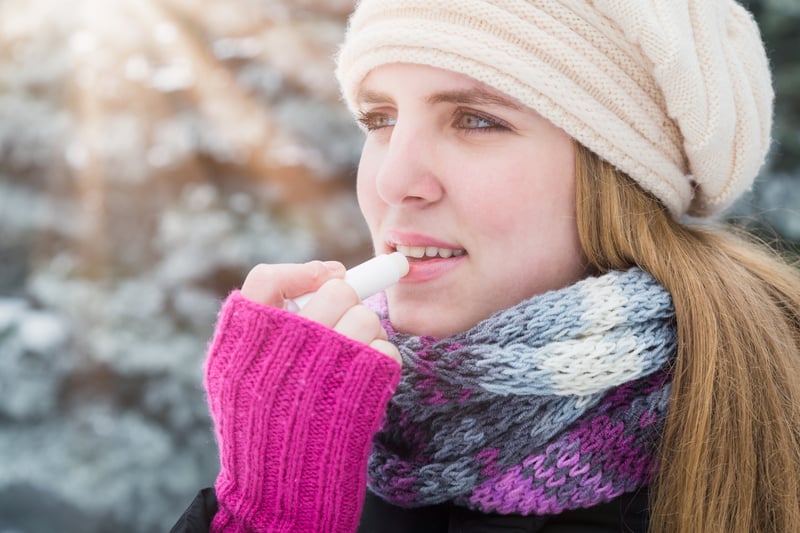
left=286, top=252, right=410, bottom=312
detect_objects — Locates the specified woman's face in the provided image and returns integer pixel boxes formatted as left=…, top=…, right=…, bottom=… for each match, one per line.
left=356, top=63, right=587, bottom=337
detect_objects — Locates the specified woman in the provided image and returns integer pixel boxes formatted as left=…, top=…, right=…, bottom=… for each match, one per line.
left=172, top=0, right=800, bottom=531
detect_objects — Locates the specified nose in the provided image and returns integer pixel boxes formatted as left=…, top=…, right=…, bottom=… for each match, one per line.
left=372, top=118, right=444, bottom=207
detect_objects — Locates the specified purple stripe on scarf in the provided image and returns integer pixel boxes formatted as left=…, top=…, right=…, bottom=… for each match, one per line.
left=467, top=375, right=666, bottom=515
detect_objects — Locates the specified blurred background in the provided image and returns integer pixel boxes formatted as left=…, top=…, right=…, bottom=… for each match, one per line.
left=0, top=0, right=797, bottom=531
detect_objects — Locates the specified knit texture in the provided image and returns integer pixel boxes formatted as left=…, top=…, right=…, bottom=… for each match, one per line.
left=336, top=0, right=774, bottom=218
left=204, top=291, right=401, bottom=533
left=366, top=268, right=676, bottom=514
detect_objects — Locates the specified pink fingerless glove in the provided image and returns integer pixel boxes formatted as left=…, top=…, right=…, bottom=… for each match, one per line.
left=204, top=291, right=401, bottom=533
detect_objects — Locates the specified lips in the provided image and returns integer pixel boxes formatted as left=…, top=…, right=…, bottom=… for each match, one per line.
left=386, top=231, right=467, bottom=282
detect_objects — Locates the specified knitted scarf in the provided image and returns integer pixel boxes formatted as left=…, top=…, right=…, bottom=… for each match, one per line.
left=365, top=267, right=676, bottom=515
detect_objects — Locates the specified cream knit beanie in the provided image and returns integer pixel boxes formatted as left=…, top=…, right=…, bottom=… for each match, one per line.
left=335, top=0, right=774, bottom=218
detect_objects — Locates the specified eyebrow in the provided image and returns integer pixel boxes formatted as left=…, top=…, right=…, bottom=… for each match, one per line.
left=357, top=89, right=395, bottom=106
left=356, top=86, right=524, bottom=111
left=427, top=88, right=524, bottom=110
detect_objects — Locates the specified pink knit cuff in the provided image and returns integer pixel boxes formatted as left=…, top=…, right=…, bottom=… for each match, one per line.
left=204, top=290, right=401, bottom=533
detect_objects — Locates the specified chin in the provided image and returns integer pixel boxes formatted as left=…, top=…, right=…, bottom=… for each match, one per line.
left=386, top=299, right=467, bottom=338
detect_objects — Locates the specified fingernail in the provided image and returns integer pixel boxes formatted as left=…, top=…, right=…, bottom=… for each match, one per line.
left=323, top=261, right=345, bottom=274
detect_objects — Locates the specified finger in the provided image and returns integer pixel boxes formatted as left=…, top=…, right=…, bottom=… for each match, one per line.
left=241, top=260, right=345, bottom=307
left=298, top=279, right=361, bottom=327
left=369, top=339, right=402, bottom=365
left=332, top=304, right=385, bottom=346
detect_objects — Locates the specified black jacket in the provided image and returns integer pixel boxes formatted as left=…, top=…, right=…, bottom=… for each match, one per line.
left=170, top=487, right=649, bottom=533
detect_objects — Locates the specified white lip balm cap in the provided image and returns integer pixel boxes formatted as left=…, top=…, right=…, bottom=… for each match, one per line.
left=288, top=252, right=409, bottom=311
left=345, top=252, right=409, bottom=300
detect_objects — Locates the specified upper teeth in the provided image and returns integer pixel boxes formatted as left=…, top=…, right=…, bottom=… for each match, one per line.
left=396, top=244, right=465, bottom=259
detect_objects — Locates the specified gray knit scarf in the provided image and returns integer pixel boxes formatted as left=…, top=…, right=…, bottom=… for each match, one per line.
left=365, top=267, right=676, bottom=515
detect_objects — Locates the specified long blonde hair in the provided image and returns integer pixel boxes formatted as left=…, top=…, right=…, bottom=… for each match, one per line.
left=574, top=142, right=800, bottom=532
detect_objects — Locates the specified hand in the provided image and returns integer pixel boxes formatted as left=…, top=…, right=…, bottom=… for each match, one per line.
left=240, top=260, right=401, bottom=364
left=207, top=264, right=403, bottom=532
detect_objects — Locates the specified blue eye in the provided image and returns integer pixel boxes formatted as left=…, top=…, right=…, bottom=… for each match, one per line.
left=454, top=111, right=508, bottom=132
left=457, top=114, right=493, bottom=128
left=357, top=111, right=396, bottom=131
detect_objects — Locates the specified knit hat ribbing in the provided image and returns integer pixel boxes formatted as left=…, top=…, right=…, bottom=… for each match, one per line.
left=335, top=0, right=774, bottom=218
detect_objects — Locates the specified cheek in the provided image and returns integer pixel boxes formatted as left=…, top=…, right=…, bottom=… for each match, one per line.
left=356, top=148, right=379, bottom=224
left=469, top=162, right=576, bottom=240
